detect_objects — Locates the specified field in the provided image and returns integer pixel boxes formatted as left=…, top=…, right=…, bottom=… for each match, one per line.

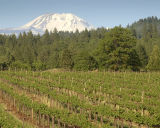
left=0, top=70, right=160, bottom=128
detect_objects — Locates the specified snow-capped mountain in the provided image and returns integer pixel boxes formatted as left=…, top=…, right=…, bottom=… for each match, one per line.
left=0, top=13, right=94, bottom=35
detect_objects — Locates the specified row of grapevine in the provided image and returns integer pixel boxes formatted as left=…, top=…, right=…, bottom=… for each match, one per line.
left=1, top=70, right=160, bottom=127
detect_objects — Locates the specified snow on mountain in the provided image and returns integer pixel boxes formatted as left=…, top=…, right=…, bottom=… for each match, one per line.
left=0, top=13, right=94, bottom=35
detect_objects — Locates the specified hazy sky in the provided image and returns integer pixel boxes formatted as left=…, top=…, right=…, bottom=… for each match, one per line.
left=0, top=0, right=160, bottom=28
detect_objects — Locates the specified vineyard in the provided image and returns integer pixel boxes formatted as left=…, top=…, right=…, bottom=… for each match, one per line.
left=0, top=70, right=160, bottom=128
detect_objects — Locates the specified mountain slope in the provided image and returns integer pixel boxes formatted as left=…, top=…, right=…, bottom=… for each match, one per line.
left=0, top=13, right=94, bottom=35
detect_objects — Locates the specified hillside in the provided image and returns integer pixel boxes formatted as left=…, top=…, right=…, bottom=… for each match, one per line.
left=128, top=16, right=160, bottom=38
left=0, top=70, right=160, bottom=127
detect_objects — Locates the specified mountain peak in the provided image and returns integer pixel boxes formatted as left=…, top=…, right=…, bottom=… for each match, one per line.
left=21, top=13, right=94, bottom=32
left=0, top=13, right=94, bottom=35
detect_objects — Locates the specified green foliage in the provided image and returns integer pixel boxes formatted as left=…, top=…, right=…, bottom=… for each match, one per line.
left=147, top=45, right=160, bottom=71
left=73, top=51, right=97, bottom=71
left=0, top=28, right=108, bottom=71
left=32, top=61, right=46, bottom=71
left=0, top=105, right=23, bottom=128
left=95, top=27, right=140, bottom=71
left=0, top=46, right=14, bottom=70
left=136, top=44, right=148, bottom=68
left=1, top=70, right=160, bottom=127
left=60, top=49, right=74, bottom=69
left=1, top=19, right=160, bottom=71
left=129, top=16, right=160, bottom=38
left=10, top=61, right=31, bottom=70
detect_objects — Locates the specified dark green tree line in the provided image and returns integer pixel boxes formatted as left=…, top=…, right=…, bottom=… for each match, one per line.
left=0, top=23, right=160, bottom=71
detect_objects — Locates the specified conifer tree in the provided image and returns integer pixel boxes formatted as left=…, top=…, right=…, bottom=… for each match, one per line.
left=95, top=27, right=141, bottom=71
left=136, top=44, right=148, bottom=68
left=60, top=49, right=73, bottom=69
left=147, top=45, right=160, bottom=71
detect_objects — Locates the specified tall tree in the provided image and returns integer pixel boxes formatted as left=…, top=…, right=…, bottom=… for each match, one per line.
left=130, top=26, right=137, bottom=38
left=147, top=45, right=160, bottom=71
left=74, top=51, right=97, bottom=71
left=136, top=44, right=148, bottom=68
left=60, top=49, right=74, bottom=69
left=142, top=23, right=148, bottom=41
left=95, top=27, right=141, bottom=71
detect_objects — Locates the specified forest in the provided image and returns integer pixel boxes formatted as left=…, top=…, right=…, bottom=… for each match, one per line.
left=0, top=16, right=160, bottom=71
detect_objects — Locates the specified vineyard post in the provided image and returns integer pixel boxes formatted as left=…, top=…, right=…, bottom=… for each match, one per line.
left=148, top=73, right=150, bottom=83
left=15, top=67, right=16, bottom=73
left=47, top=115, right=50, bottom=127
left=39, top=111, right=41, bottom=125
left=22, top=117, right=24, bottom=128
left=13, top=97, right=15, bottom=108
left=100, top=86, right=102, bottom=92
left=95, top=113, right=98, bottom=121
left=141, top=91, right=144, bottom=116
left=59, top=76, right=61, bottom=84
left=67, top=102, right=70, bottom=112
left=49, top=75, right=50, bottom=82
left=58, top=119, right=60, bottom=127
left=80, top=108, right=82, bottom=114
left=52, top=116, right=55, bottom=128
left=141, top=91, right=144, bottom=103
left=50, top=98, right=52, bottom=107
left=100, top=116, right=103, bottom=124
left=124, top=70, right=126, bottom=78
left=84, top=82, right=86, bottom=92
left=114, top=118, right=116, bottom=127
left=120, top=119, right=124, bottom=128
left=33, top=71, right=34, bottom=77
left=89, top=109, right=91, bottom=120
left=135, top=72, right=137, bottom=80
left=71, top=77, right=73, bottom=86
left=43, top=114, right=45, bottom=128
left=31, top=100, right=34, bottom=122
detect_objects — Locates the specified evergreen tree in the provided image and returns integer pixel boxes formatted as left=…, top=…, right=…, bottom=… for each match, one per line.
left=136, top=44, right=148, bottom=68
left=60, top=49, right=74, bottom=69
left=94, top=41, right=108, bottom=70
left=32, top=61, right=46, bottom=71
left=130, top=26, right=137, bottom=38
left=142, top=23, right=148, bottom=41
left=48, top=50, right=60, bottom=68
left=153, top=23, right=158, bottom=38
left=0, top=46, right=14, bottom=70
left=74, top=51, right=97, bottom=71
left=41, top=30, right=51, bottom=44
left=21, top=31, right=36, bottom=65
left=78, top=29, right=90, bottom=43
left=2, top=22, right=160, bottom=71
left=95, top=27, right=140, bottom=71
left=147, top=45, right=160, bottom=71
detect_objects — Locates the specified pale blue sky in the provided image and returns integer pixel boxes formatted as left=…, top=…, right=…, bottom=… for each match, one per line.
left=0, top=0, right=160, bottom=28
